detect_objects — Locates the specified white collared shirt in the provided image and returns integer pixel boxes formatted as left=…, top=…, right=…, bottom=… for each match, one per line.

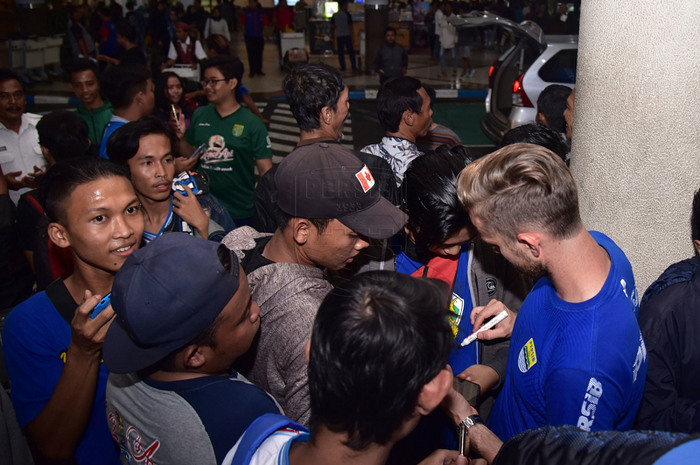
left=167, top=37, right=208, bottom=62
left=0, top=113, right=45, bottom=204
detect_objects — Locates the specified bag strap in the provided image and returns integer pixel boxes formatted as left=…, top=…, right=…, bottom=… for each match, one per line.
left=44, top=279, right=78, bottom=326
left=229, top=413, right=308, bottom=465
left=23, top=191, right=45, bottom=216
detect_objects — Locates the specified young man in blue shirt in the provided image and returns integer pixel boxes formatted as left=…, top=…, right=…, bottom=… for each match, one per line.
left=106, top=118, right=235, bottom=243
left=3, top=157, right=144, bottom=464
left=457, top=143, right=647, bottom=441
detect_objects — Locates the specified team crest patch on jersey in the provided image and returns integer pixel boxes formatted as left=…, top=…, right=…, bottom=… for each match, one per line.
left=485, top=277, right=497, bottom=296
left=232, top=124, right=245, bottom=137
left=449, top=293, right=464, bottom=337
left=355, top=165, right=375, bottom=193
left=0, top=146, right=6, bottom=152
left=518, top=338, right=537, bottom=373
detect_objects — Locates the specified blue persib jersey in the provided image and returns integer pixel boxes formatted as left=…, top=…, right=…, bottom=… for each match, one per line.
left=489, top=231, right=646, bottom=441
left=395, top=243, right=476, bottom=374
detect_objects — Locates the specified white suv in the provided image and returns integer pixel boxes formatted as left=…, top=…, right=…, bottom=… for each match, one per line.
left=451, top=13, right=577, bottom=142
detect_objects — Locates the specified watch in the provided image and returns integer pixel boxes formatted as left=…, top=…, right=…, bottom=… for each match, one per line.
left=457, top=415, right=484, bottom=456
left=458, top=414, right=485, bottom=432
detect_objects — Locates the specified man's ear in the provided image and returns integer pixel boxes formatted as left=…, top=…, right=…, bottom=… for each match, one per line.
left=536, top=112, right=548, bottom=126
left=694, top=239, right=700, bottom=256
left=320, top=105, right=333, bottom=126
left=181, top=344, right=207, bottom=370
left=517, top=232, right=542, bottom=258
left=229, top=77, right=239, bottom=93
left=134, top=91, right=145, bottom=108
left=292, top=218, right=311, bottom=246
left=41, top=145, right=56, bottom=167
left=401, top=109, right=414, bottom=128
left=48, top=222, right=71, bottom=249
left=415, top=367, right=452, bottom=416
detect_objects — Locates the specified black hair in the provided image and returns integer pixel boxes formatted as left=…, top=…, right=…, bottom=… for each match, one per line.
left=693, top=189, right=700, bottom=251
left=155, top=72, right=185, bottom=114
left=282, top=63, right=345, bottom=132
left=423, top=84, right=437, bottom=109
left=100, top=64, right=151, bottom=110
left=126, top=0, right=135, bottom=10
left=276, top=206, right=331, bottom=234
left=106, top=117, right=177, bottom=164
left=202, top=55, right=243, bottom=88
left=99, top=6, right=111, bottom=17
left=385, top=26, right=396, bottom=35
left=376, top=77, right=424, bottom=133
left=500, top=123, right=569, bottom=163
left=308, top=271, right=453, bottom=449
left=70, top=58, right=100, bottom=78
left=40, top=157, right=131, bottom=225
left=206, top=34, right=231, bottom=57
left=536, top=84, right=572, bottom=134
left=404, top=145, right=475, bottom=261
left=117, top=23, right=137, bottom=43
left=0, top=68, right=25, bottom=93
left=36, top=111, right=90, bottom=163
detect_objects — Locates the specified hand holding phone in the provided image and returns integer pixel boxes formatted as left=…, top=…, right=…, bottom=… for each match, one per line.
left=89, top=293, right=112, bottom=319
left=189, top=143, right=207, bottom=160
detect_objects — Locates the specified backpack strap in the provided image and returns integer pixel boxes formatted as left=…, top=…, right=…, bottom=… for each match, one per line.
left=23, top=190, right=45, bottom=216
left=228, top=413, right=308, bottom=465
left=44, top=279, right=78, bottom=326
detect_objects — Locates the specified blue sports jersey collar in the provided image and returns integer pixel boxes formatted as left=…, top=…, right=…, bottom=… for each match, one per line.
left=142, top=197, right=174, bottom=243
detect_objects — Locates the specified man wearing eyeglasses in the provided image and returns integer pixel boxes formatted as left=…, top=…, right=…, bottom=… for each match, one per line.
left=0, top=69, right=45, bottom=205
left=174, top=55, right=272, bottom=226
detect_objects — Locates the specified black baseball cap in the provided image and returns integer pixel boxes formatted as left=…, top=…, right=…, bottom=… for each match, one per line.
left=103, top=233, right=241, bottom=374
left=275, top=143, right=407, bottom=239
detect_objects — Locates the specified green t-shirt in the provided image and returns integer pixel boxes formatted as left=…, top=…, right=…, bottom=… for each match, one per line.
left=186, top=104, right=272, bottom=219
left=75, top=100, right=114, bottom=147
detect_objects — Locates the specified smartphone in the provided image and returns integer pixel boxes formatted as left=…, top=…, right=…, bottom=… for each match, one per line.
left=89, top=293, right=112, bottom=319
left=171, top=104, right=181, bottom=132
left=189, top=143, right=207, bottom=160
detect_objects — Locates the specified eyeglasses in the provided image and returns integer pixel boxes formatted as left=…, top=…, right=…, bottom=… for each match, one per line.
left=200, top=78, right=228, bottom=88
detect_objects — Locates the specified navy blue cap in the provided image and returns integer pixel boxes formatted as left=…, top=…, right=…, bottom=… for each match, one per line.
left=103, top=233, right=240, bottom=374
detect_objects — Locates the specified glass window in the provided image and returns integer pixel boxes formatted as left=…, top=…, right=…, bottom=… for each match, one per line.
left=538, top=49, right=577, bottom=84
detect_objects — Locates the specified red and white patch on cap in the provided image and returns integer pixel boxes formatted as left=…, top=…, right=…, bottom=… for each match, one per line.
left=355, top=165, right=375, bottom=193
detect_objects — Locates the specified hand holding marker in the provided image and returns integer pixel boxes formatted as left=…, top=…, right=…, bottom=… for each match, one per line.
left=460, top=310, right=509, bottom=347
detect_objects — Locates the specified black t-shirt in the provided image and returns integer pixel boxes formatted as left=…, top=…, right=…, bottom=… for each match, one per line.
left=240, top=236, right=275, bottom=274
left=120, top=46, right=147, bottom=66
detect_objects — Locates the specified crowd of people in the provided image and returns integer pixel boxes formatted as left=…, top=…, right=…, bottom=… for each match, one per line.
left=0, top=30, right=699, bottom=465
left=60, top=0, right=301, bottom=81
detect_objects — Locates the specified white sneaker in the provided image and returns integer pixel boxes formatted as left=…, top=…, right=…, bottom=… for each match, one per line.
left=460, top=73, right=467, bottom=82
left=468, top=68, right=476, bottom=78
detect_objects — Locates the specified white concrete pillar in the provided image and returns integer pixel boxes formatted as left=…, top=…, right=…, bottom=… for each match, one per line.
left=570, top=0, right=700, bottom=293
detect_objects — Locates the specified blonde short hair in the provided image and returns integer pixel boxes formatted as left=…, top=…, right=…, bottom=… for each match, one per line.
left=457, top=143, right=581, bottom=243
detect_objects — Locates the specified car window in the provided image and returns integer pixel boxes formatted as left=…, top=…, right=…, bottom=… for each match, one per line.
left=538, top=49, right=577, bottom=84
